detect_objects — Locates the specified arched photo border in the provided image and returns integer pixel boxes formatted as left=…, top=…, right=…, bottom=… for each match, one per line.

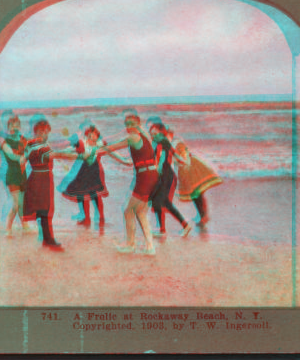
left=0, top=0, right=299, bottom=353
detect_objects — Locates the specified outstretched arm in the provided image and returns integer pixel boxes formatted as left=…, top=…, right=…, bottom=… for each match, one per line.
left=97, top=137, right=129, bottom=155
left=106, top=151, right=133, bottom=166
left=50, top=151, right=80, bottom=161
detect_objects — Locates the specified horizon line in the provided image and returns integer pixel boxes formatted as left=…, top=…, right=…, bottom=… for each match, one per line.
left=0, top=94, right=293, bottom=110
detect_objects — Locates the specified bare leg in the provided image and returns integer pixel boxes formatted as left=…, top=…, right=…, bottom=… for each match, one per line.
left=135, top=200, right=154, bottom=251
left=123, top=196, right=137, bottom=247
left=6, top=190, right=19, bottom=232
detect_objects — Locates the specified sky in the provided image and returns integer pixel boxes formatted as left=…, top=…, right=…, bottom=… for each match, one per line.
left=0, top=0, right=295, bottom=105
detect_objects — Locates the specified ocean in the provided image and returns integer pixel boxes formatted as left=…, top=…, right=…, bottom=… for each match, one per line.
left=0, top=101, right=295, bottom=180
left=0, top=101, right=296, bottom=243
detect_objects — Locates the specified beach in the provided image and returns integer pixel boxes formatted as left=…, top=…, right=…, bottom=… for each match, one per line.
left=0, top=177, right=297, bottom=307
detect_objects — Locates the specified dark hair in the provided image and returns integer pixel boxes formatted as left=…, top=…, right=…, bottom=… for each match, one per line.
left=84, top=125, right=101, bottom=139
left=33, top=120, right=51, bottom=135
left=149, top=123, right=168, bottom=136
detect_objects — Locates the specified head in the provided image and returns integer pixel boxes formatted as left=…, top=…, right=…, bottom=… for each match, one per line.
left=33, top=119, right=51, bottom=142
left=124, top=114, right=141, bottom=134
left=176, top=142, right=189, bottom=158
left=29, top=113, right=48, bottom=136
left=149, top=123, right=167, bottom=143
left=84, top=125, right=101, bottom=144
left=1, top=110, right=15, bottom=128
left=7, top=115, right=21, bottom=136
left=1, top=110, right=19, bottom=135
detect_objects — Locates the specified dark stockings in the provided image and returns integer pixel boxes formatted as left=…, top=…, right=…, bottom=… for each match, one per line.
left=192, top=194, right=207, bottom=219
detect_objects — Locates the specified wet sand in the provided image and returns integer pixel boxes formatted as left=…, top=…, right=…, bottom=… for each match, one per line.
left=0, top=178, right=298, bottom=306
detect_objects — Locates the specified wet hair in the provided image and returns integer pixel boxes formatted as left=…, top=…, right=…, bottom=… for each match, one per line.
left=149, top=123, right=168, bottom=137
left=33, top=119, right=51, bottom=135
left=84, top=125, right=101, bottom=139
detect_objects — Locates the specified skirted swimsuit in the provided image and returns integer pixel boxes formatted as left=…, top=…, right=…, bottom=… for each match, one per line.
left=23, top=138, right=54, bottom=221
left=175, top=142, right=222, bottom=201
left=23, top=138, right=57, bottom=244
left=62, top=139, right=108, bottom=202
left=2, top=135, right=27, bottom=192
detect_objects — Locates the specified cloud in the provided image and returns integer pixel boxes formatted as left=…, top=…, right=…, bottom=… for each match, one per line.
left=0, top=0, right=293, bottom=103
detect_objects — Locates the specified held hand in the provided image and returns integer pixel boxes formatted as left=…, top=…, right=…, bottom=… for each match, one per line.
left=124, top=158, right=133, bottom=166
left=19, top=155, right=26, bottom=165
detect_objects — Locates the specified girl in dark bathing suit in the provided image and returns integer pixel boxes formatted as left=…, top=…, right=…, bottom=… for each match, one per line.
left=97, top=111, right=159, bottom=255
left=150, top=123, right=192, bottom=238
left=62, top=125, right=109, bottom=228
left=1, top=115, right=29, bottom=236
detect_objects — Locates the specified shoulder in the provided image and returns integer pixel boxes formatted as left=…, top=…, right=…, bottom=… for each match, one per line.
left=128, top=132, right=141, bottom=145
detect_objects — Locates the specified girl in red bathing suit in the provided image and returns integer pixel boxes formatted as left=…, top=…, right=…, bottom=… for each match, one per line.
left=97, top=112, right=158, bottom=255
left=129, top=132, right=159, bottom=202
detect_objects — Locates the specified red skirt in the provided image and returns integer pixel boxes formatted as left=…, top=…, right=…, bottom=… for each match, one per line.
left=23, top=170, right=54, bottom=221
left=132, top=169, right=159, bottom=202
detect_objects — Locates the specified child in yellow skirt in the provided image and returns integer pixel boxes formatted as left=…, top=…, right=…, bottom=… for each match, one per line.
left=174, top=142, right=222, bottom=228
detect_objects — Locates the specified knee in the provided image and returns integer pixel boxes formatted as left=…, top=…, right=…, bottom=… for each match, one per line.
left=124, top=207, right=133, bottom=219
left=11, top=204, right=19, bottom=214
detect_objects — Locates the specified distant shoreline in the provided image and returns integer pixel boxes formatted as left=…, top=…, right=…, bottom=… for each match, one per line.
left=2, top=99, right=298, bottom=116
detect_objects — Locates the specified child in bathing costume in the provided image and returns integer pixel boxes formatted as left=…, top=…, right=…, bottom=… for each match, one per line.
left=1, top=114, right=29, bottom=236
left=174, top=141, right=222, bottom=228
left=23, top=116, right=83, bottom=251
left=149, top=123, right=192, bottom=238
left=61, top=125, right=109, bottom=228
left=97, top=111, right=159, bottom=255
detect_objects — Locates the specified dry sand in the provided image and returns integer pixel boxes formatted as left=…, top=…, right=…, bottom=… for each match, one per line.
left=0, top=178, right=298, bottom=306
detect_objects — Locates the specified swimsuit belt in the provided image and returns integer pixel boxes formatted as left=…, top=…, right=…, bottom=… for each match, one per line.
left=32, top=169, right=51, bottom=172
left=137, top=165, right=157, bottom=173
